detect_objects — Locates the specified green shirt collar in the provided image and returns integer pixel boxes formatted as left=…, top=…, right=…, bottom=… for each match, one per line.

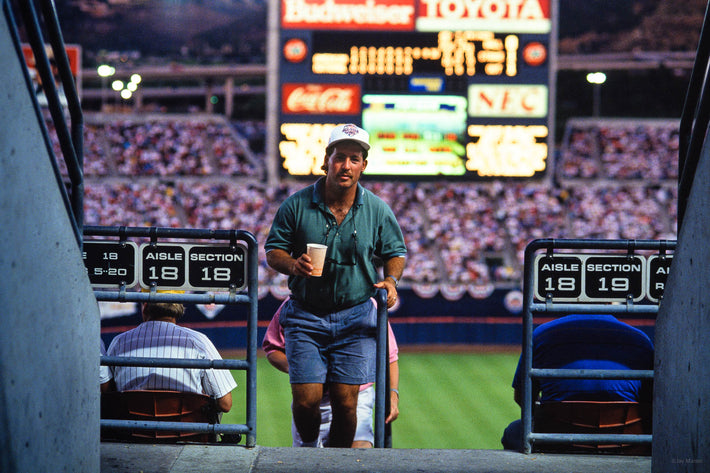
left=311, top=177, right=365, bottom=210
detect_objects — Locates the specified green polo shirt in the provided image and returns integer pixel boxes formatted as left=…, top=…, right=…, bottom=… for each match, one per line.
left=265, top=178, right=407, bottom=313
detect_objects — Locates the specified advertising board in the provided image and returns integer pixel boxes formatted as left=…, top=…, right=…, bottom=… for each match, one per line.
left=276, top=0, right=553, bottom=179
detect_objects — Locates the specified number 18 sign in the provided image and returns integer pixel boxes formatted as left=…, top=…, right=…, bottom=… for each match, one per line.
left=139, top=243, right=247, bottom=291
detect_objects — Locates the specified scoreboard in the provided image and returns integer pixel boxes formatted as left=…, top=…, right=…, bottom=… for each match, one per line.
left=275, top=0, right=554, bottom=179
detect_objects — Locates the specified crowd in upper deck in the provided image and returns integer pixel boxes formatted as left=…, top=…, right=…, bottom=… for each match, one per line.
left=50, top=115, right=679, bottom=288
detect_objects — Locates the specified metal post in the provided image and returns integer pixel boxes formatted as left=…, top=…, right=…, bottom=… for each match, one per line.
left=89, top=226, right=259, bottom=445
left=521, top=243, right=537, bottom=453
left=593, top=83, right=601, bottom=117
left=374, top=288, right=388, bottom=448
left=519, top=238, right=675, bottom=453
left=245, top=231, right=259, bottom=447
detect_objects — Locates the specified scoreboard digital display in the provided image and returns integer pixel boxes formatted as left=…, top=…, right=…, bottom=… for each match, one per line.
left=309, top=31, right=520, bottom=76
left=275, top=0, right=554, bottom=179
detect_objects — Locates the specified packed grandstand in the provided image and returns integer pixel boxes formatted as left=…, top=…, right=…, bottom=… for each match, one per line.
left=47, top=113, right=679, bottom=292
left=42, top=0, right=690, bottom=298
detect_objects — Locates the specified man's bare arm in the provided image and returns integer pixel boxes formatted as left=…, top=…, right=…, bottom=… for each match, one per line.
left=382, top=256, right=405, bottom=284
left=266, top=248, right=314, bottom=277
left=374, top=256, right=405, bottom=308
left=216, top=392, right=233, bottom=412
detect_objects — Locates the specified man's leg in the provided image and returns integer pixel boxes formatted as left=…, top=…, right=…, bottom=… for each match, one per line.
left=291, top=383, right=324, bottom=446
left=328, top=382, right=360, bottom=447
left=351, top=440, right=373, bottom=448
left=291, top=395, right=332, bottom=447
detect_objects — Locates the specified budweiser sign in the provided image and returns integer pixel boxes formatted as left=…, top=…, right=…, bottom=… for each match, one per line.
left=282, top=84, right=361, bottom=115
left=416, top=0, right=550, bottom=33
left=282, top=0, right=416, bottom=31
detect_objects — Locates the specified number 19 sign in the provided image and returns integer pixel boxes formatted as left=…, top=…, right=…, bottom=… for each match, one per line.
left=140, top=243, right=247, bottom=291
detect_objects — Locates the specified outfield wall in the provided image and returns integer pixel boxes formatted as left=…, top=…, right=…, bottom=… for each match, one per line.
left=100, top=288, right=657, bottom=350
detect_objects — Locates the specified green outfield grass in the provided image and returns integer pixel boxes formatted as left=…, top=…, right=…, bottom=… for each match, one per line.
left=222, top=350, right=521, bottom=449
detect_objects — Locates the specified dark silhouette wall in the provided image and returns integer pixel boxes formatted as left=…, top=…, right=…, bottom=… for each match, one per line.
left=653, top=135, right=710, bottom=470
left=0, top=10, right=101, bottom=472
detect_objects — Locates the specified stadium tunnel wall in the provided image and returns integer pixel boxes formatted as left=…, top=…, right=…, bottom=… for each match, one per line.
left=0, top=11, right=101, bottom=473
left=653, top=125, right=710, bottom=470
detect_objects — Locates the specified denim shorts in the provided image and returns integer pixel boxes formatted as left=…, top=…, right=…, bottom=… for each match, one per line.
left=279, top=298, right=377, bottom=385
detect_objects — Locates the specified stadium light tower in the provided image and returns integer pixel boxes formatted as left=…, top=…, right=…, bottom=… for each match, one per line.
left=97, top=64, right=115, bottom=111
left=586, top=72, right=607, bottom=117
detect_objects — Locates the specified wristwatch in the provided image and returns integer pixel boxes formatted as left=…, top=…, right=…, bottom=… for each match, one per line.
left=386, top=275, right=399, bottom=287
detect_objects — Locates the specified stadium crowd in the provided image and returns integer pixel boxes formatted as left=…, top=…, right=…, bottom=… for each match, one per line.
left=61, top=114, right=679, bottom=289
left=557, top=118, right=679, bottom=181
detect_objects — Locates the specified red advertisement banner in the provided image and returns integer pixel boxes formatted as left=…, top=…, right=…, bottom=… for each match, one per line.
left=282, top=0, right=416, bottom=31
left=282, top=83, right=362, bottom=114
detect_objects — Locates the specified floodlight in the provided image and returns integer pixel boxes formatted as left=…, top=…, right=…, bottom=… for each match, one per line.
left=586, top=72, right=607, bottom=85
left=97, top=64, right=115, bottom=77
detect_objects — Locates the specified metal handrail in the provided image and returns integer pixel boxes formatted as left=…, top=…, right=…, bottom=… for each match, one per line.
left=101, top=419, right=247, bottom=437
left=11, top=0, right=84, bottom=244
left=530, top=433, right=653, bottom=446
left=677, top=0, right=710, bottom=229
left=101, top=357, right=249, bottom=371
left=374, top=288, right=391, bottom=448
left=530, top=369, right=654, bottom=380
left=90, top=226, right=259, bottom=447
left=520, top=238, right=676, bottom=454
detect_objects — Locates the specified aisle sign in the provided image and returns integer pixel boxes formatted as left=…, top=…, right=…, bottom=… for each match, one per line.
left=534, top=255, right=582, bottom=300
left=647, top=255, right=673, bottom=302
left=140, top=244, right=187, bottom=289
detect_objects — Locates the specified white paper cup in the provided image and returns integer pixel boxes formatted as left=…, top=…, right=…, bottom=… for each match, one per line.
left=306, top=243, right=328, bottom=277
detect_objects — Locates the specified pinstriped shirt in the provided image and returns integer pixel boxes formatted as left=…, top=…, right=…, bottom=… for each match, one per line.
left=107, top=321, right=237, bottom=399
left=100, top=339, right=112, bottom=384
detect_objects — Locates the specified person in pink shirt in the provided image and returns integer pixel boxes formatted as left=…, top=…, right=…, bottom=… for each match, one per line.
left=263, top=298, right=400, bottom=448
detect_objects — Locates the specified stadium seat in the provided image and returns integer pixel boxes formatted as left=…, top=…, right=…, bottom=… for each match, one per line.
left=101, top=390, right=221, bottom=443
left=533, top=401, right=652, bottom=455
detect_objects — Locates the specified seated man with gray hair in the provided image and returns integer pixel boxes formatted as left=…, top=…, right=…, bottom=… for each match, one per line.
left=106, top=302, right=237, bottom=412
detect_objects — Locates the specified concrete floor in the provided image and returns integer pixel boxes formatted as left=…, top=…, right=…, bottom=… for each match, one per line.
left=101, top=442, right=652, bottom=473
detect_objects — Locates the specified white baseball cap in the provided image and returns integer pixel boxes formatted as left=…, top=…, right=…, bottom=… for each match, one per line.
left=327, top=123, right=370, bottom=151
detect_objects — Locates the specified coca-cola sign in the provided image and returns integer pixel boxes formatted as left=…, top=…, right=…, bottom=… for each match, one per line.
left=282, top=83, right=361, bottom=115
